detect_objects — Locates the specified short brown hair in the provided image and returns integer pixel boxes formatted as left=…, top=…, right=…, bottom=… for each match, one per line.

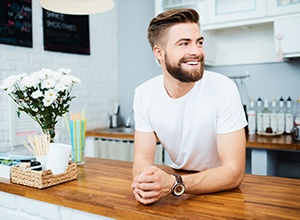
left=147, top=8, right=200, bottom=49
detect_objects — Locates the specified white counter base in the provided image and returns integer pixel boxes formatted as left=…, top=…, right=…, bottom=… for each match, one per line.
left=0, top=191, right=113, bottom=220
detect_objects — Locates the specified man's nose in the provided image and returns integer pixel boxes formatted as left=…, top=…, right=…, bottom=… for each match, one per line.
left=188, top=44, right=203, bottom=56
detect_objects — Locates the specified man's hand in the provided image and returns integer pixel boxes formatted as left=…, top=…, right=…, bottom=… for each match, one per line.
left=131, top=166, right=175, bottom=205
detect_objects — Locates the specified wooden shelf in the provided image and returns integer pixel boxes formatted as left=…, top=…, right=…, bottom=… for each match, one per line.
left=247, top=134, right=300, bottom=151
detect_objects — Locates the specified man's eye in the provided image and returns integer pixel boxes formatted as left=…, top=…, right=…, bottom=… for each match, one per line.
left=198, top=41, right=203, bottom=46
left=179, top=42, right=188, bottom=46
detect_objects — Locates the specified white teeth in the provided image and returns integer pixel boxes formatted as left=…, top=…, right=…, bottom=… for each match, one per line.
left=187, top=61, right=198, bottom=65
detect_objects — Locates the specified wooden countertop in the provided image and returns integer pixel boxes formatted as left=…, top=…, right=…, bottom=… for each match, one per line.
left=86, top=128, right=300, bottom=151
left=247, top=133, right=300, bottom=150
left=0, top=157, right=299, bottom=219
left=86, top=128, right=135, bottom=140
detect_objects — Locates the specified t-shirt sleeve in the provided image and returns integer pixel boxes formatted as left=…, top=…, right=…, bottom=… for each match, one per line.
left=216, top=80, right=248, bottom=134
left=133, top=86, right=154, bottom=132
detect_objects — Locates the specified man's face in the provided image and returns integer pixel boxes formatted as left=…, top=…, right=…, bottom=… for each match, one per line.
left=162, top=23, right=205, bottom=83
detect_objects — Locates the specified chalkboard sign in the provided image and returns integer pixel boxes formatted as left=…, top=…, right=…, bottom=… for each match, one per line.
left=0, top=0, right=32, bottom=47
left=43, top=9, right=90, bottom=55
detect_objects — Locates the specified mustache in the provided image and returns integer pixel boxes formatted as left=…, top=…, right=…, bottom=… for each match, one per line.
left=179, top=55, right=204, bottom=63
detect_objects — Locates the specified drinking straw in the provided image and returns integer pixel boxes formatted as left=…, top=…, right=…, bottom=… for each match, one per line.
left=64, top=110, right=86, bottom=163
left=64, top=113, right=70, bottom=137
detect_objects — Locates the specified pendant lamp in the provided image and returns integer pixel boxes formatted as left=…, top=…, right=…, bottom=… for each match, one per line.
left=40, top=0, right=114, bottom=15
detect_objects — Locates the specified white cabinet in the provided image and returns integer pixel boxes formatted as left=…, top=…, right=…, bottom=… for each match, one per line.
left=200, top=1, right=300, bottom=65
left=206, top=0, right=268, bottom=25
left=268, top=0, right=300, bottom=16
left=86, top=137, right=164, bottom=164
left=154, top=0, right=300, bottom=66
left=274, top=15, right=300, bottom=59
left=203, top=23, right=277, bottom=66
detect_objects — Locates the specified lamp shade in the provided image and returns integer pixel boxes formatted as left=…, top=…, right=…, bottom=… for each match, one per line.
left=40, top=0, right=114, bottom=15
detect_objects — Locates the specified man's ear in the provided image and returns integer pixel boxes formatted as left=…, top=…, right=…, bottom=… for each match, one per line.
left=153, top=45, right=162, bottom=62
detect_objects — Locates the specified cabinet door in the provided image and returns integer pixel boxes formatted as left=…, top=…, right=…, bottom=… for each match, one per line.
left=206, top=0, right=268, bottom=24
left=203, top=23, right=277, bottom=66
left=274, top=15, right=300, bottom=58
left=268, top=0, right=300, bottom=16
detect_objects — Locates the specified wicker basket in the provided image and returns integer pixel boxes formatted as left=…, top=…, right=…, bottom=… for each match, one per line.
left=11, top=162, right=77, bottom=189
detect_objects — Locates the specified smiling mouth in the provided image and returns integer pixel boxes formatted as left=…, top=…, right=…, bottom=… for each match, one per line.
left=182, top=60, right=200, bottom=67
left=185, top=61, right=199, bottom=65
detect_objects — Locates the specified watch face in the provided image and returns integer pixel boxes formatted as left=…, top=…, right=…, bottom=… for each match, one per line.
left=174, top=184, right=185, bottom=196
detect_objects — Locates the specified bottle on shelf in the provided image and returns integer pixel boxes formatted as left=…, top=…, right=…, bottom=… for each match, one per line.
left=294, top=98, right=300, bottom=126
left=294, top=98, right=300, bottom=141
left=263, top=99, right=271, bottom=132
left=247, top=99, right=256, bottom=134
left=285, top=96, right=294, bottom=134
left=277, top=97, right=285, bottom=134
left=256, top=97, right=263, bottom=133
left=270, top=99, right=278, bottom=133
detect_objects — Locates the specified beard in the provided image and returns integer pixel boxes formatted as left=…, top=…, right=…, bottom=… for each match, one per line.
left=165, top=54, right=204, bottom=83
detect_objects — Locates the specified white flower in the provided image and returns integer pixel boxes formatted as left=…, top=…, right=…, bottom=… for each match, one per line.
left=0, top=76, right=16, bottom=91
left=55, top=81, right=67, bottom=92
left=60, top=75, right=73, bottom=86
left=58, top=68, right=71, bottom=74
left=40, top=68, right=54, bottom=76
left=20, top=75, right=37, bottom=88
left=1, top=68, right=80, bottom=136
left=45, top=89, right=57, bottom=101
left=61, top=75, right=81, bottom=86
left=43, top=98, right=53, bottom=107
left=31, top=71, right=46, bottom=81
left=51, top=71, right=63, bottom=81
left=42, top=78, right=56, bottom=89
left=72, top=76, right=81, bottom=84
left=0, top=73, right=26, bottom=93
left=32, top=90, right=43, bottom=99
left=15, top=73, right=27, bottom=81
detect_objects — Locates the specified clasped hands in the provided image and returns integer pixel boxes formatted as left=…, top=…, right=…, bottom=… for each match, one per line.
left=131, top=166, right=174, bottom=205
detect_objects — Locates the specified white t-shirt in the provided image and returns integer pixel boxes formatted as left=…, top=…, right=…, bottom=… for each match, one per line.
left=133, top=70, right=247, bottom=171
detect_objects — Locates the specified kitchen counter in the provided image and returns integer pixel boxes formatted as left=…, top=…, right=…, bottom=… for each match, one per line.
left=246, top=134, right=300, bottom=176
left=0, top=157, right=299, bottom=219
left=85, top=129, right=300, bottom=177
left=247, top=133, right=300, bottom=150
left=86, top=127, right=135, bottom=140
left=86, top=128, right=300, bottom=151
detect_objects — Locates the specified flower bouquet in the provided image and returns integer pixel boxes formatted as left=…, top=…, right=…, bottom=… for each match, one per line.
left=0, top=68, right=81, bottom=142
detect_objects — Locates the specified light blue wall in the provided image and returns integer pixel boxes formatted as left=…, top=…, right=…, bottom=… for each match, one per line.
left=117, top=0, right=160, bottom=125
left=206, top=58, right=300, bottom=109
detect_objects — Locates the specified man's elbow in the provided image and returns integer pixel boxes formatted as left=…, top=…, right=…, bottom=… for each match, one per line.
left=228, top=166, right=245, bottom=189
left=230, top=168, right=245, bottom=190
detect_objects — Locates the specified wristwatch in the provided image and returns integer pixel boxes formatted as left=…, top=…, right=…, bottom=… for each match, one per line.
left=171, top=174, right=185, bottom=196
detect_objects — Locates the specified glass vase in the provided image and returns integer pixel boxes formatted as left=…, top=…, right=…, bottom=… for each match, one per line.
left=43, top=128, right=55, bottom=143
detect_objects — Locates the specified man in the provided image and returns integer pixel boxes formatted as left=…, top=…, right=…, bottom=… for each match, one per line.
left=131, top=8, right=247, bottom=205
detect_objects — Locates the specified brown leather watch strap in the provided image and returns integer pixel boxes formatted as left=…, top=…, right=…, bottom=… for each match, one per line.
left=173, top=174, right=183, bottom=184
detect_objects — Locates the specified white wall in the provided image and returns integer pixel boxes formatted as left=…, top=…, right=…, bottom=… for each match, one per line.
left=0, top=1, right=118, bottom=150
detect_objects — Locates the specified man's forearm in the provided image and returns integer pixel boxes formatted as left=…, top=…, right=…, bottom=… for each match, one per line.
left=133, top=131, right=158, bottom=177
left=182, top=165, right=244, bottom=195
left=132, top=159, right=154, bottom=177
